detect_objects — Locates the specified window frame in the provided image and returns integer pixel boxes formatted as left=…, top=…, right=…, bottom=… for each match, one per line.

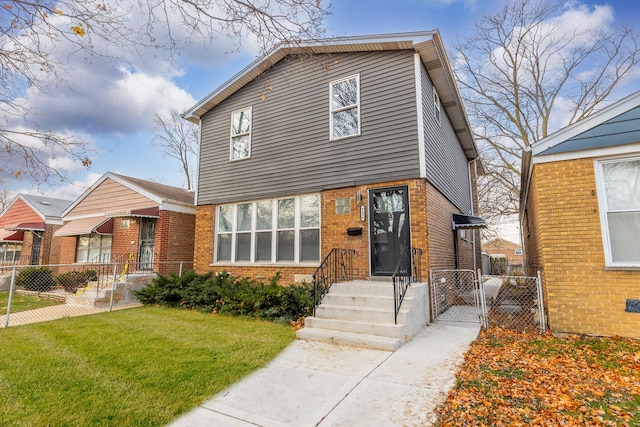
left=229, top=106, right=252, bottom=161
left=214, top=194, right=321, bottom=264
left=595, top=156, right=640, bottom=267
left=76, top=233, right=112, bottom=263
left=433, top=86, right=441, bottom=125
left=329, top=74, right=361, bottom=141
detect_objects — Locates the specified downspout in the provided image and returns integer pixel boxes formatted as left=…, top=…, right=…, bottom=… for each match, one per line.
left=468, top=159, right=477, bottom=272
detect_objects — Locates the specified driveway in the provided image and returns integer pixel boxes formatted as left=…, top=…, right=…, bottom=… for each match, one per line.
left=169, top=321, right=480, bottom=427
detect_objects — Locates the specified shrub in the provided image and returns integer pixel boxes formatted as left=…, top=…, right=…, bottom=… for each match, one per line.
left=15, top=267, right=56, bottom=292
left=55, top=270, right=98, bottom=292
left=134, top=270, right=314, bottom=322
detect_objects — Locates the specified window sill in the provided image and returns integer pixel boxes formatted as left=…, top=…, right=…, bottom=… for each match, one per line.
left=211, top=261, right=319, bottom=268
left=604, top=266, right=640, bottom=271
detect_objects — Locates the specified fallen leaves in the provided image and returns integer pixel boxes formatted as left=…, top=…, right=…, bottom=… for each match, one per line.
left=436, top=328, right=640, bottom=426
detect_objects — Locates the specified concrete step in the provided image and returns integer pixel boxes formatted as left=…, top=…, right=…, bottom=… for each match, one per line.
left=303, top=316, right=406, bottom=339
left=328, top=280, right=409, bottom=297
left=322, top=293, right=412, bottom=309
left=315, top=304, right=409, bottom=324
left=296, top=328, right=401, bottom=351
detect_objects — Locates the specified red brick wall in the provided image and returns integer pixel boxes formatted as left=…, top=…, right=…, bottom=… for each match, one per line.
left=193, top=178, right=433, bottom=284
left=110, top=217, right=141, bottom=260
left=426, top=182, right=477, bottom=271
left=42, top=224, right=63, bottom=265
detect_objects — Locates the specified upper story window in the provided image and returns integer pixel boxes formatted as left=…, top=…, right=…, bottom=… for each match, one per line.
left=596, top=157, right=640, bottom=266
left=230, top=107, right=252, bottom=160
left=433, top=87, right=441, bottom=125
left=330, top=75, right=360, bottom=140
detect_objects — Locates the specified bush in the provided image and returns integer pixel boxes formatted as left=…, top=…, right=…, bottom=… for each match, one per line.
left=15, top=267, right=56, bottom=292
left=55, top=270, right=98, bottom=292
left=134, top=270, right=314, bottom=322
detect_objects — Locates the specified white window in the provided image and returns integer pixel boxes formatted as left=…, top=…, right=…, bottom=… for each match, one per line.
left=330, top=75, right=360, bottom=140
left=76, top=234, right=112, bottom=263
left=433, top=87, right=441, bottom=125
left=215, top=195, right=320, bottom=263
left=596, top=157, right=640, bottom=266
left=230, top=107, right=252, bottom=160
left=0, top=242, right=22, bottom=264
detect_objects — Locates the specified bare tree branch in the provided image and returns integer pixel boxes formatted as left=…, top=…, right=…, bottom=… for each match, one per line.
left=452, top=0, right=640, bottom=231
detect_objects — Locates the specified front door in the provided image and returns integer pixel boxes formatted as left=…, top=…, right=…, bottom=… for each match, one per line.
left=138, top=218, right=156, bottom=271
left=369, top=186, right=410, bottom=275
left=30, top=232, right=42, bottom=265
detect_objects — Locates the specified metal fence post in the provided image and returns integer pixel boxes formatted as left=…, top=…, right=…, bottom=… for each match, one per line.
left=536, top=270, right=546, bottom=333
left=477, top=269, right=488, bottom=330
left=109, top=264, right=117, bottom=312
left=4, top=265, right=17, bottom=328
left=179, top=261, right=183, bottom=277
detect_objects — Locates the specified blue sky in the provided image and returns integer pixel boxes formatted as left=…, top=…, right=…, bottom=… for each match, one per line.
left=7, top=0, right=640, bottom=206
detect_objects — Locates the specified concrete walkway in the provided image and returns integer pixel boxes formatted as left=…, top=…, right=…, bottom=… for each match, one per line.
left=0, top=303, right=142, bottom=327
left=169, top=321, right=480, bottom=427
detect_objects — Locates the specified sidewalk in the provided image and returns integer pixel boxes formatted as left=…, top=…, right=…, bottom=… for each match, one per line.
left=0, top=303, right=142, bottom=327
left=169, top=321, right=480, bottom=427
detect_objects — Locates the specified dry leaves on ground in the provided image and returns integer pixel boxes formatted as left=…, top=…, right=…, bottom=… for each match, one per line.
left=436, top=328, right=640, bottom=427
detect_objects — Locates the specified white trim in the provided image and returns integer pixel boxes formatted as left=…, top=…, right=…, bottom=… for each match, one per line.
left=533, top=142, right=640, bottom=164
left=329, top=74, right=361, bottom=141
left=433, top=86, right=441, bottom=126
left=594, top=155, right=640, bottom=267
left=229, top=106, right=252, bottom=161
left=532, top=90, right=640, bottom=156
left=194, top=118, right=202, bottom=206
left=414, top=53, right=427, bottom=179
left=159, top=202, right=196, bottom=215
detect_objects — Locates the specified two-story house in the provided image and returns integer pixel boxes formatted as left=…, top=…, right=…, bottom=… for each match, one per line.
left=184, top=31, right=484, bottom=349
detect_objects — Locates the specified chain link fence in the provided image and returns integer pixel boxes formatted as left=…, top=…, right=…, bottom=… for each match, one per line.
left=430, top=269, right=545, bottom=334
left=1, top=260, right=192, bottom=328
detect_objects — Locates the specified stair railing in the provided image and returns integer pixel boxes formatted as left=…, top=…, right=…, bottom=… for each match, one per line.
left=392, top=247, right=423, bottom=324
left=312, top=248, right=356, bottom=316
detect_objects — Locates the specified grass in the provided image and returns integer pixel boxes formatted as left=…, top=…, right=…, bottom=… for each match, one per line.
left=436, top=328, right=640, bottom=426
left=0, top=306, right=295, bottom=426
left=0, top=291, right=63, bottom=315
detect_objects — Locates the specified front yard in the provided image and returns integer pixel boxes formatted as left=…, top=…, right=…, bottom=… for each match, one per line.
left=0, top=291, right=63, bottom=315
left=0, top=306, right=294, bottom=426
left=436, top=328, right=640, bottom=426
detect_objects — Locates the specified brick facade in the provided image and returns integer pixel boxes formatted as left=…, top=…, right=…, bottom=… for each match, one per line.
left=524, top=158, right=640, bottom=338
left=193, top=178, right=480, bottom=285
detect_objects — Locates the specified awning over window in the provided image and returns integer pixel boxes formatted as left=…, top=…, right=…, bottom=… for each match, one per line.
left=54, top=217, right=114, bottom=237
left=104, top=206, right=160, bottom=218
left=452, top=214, right=487, bottom=229
left=0, top=229, right=24, bottom=242
left=6, top=222, right=45, bottom=231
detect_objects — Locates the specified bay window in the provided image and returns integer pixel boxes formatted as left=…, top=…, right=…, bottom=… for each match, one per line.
left=596, top=157, right=640, bottom=266
left=216, top=195, right=320, bottom=263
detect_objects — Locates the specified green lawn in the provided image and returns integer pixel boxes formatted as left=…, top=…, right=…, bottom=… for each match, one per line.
left=0, top=306, right=295, bottom=426
left=0, top=291, right=63, bottom=315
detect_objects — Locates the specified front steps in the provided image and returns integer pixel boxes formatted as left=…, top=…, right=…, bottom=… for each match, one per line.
left=296, top=280, right=429, bottom=351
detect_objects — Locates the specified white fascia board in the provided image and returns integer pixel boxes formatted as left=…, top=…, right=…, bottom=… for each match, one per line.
left=160, top=202, right=197, bottom=215
left=532, top=90, right=640, bottom=156
left=108, top=173, right=164, bottom=205
left=533, top=142, right=640, bottom=164
left=414, top=53, right=427, bottom=178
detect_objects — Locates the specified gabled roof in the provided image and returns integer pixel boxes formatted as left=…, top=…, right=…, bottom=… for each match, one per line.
left=183, top=31, right=480, bottom=160
left=520, top=90, right=640, bottom=221
left=532, top=90, right=640, bottom=158
left=20, top=194, right=74, bottom=219
left=61, top=172, right=195, bottom=217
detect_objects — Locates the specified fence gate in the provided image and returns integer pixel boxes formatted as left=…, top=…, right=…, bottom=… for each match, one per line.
left=430, top=269, right=546, bottom=333
left=430, top=269, right=485, bottom=324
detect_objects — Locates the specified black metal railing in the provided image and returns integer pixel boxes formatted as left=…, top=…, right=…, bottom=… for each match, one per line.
left=392, top=247, right=423, bottom=324
left=312, top=248, right=356, bottom=315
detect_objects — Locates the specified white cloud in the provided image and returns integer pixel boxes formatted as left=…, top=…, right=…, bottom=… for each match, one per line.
left=17, top=172, right=104, bottom=202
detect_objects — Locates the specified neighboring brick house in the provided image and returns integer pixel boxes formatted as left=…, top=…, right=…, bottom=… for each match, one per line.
left=55, top=172, right=195, bottom=274
left=482, top=238, right=523, bottom=275
left=520, top=90, right=640, bottom=339
left=0, top=194, right=73, bottom=265
left=183, top=31, right=484, bottom=286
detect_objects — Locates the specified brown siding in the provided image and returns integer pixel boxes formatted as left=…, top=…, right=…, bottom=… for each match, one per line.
left=67, top=178, right=157, bottom=217
left=0, top=198, right=42, bottom=227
